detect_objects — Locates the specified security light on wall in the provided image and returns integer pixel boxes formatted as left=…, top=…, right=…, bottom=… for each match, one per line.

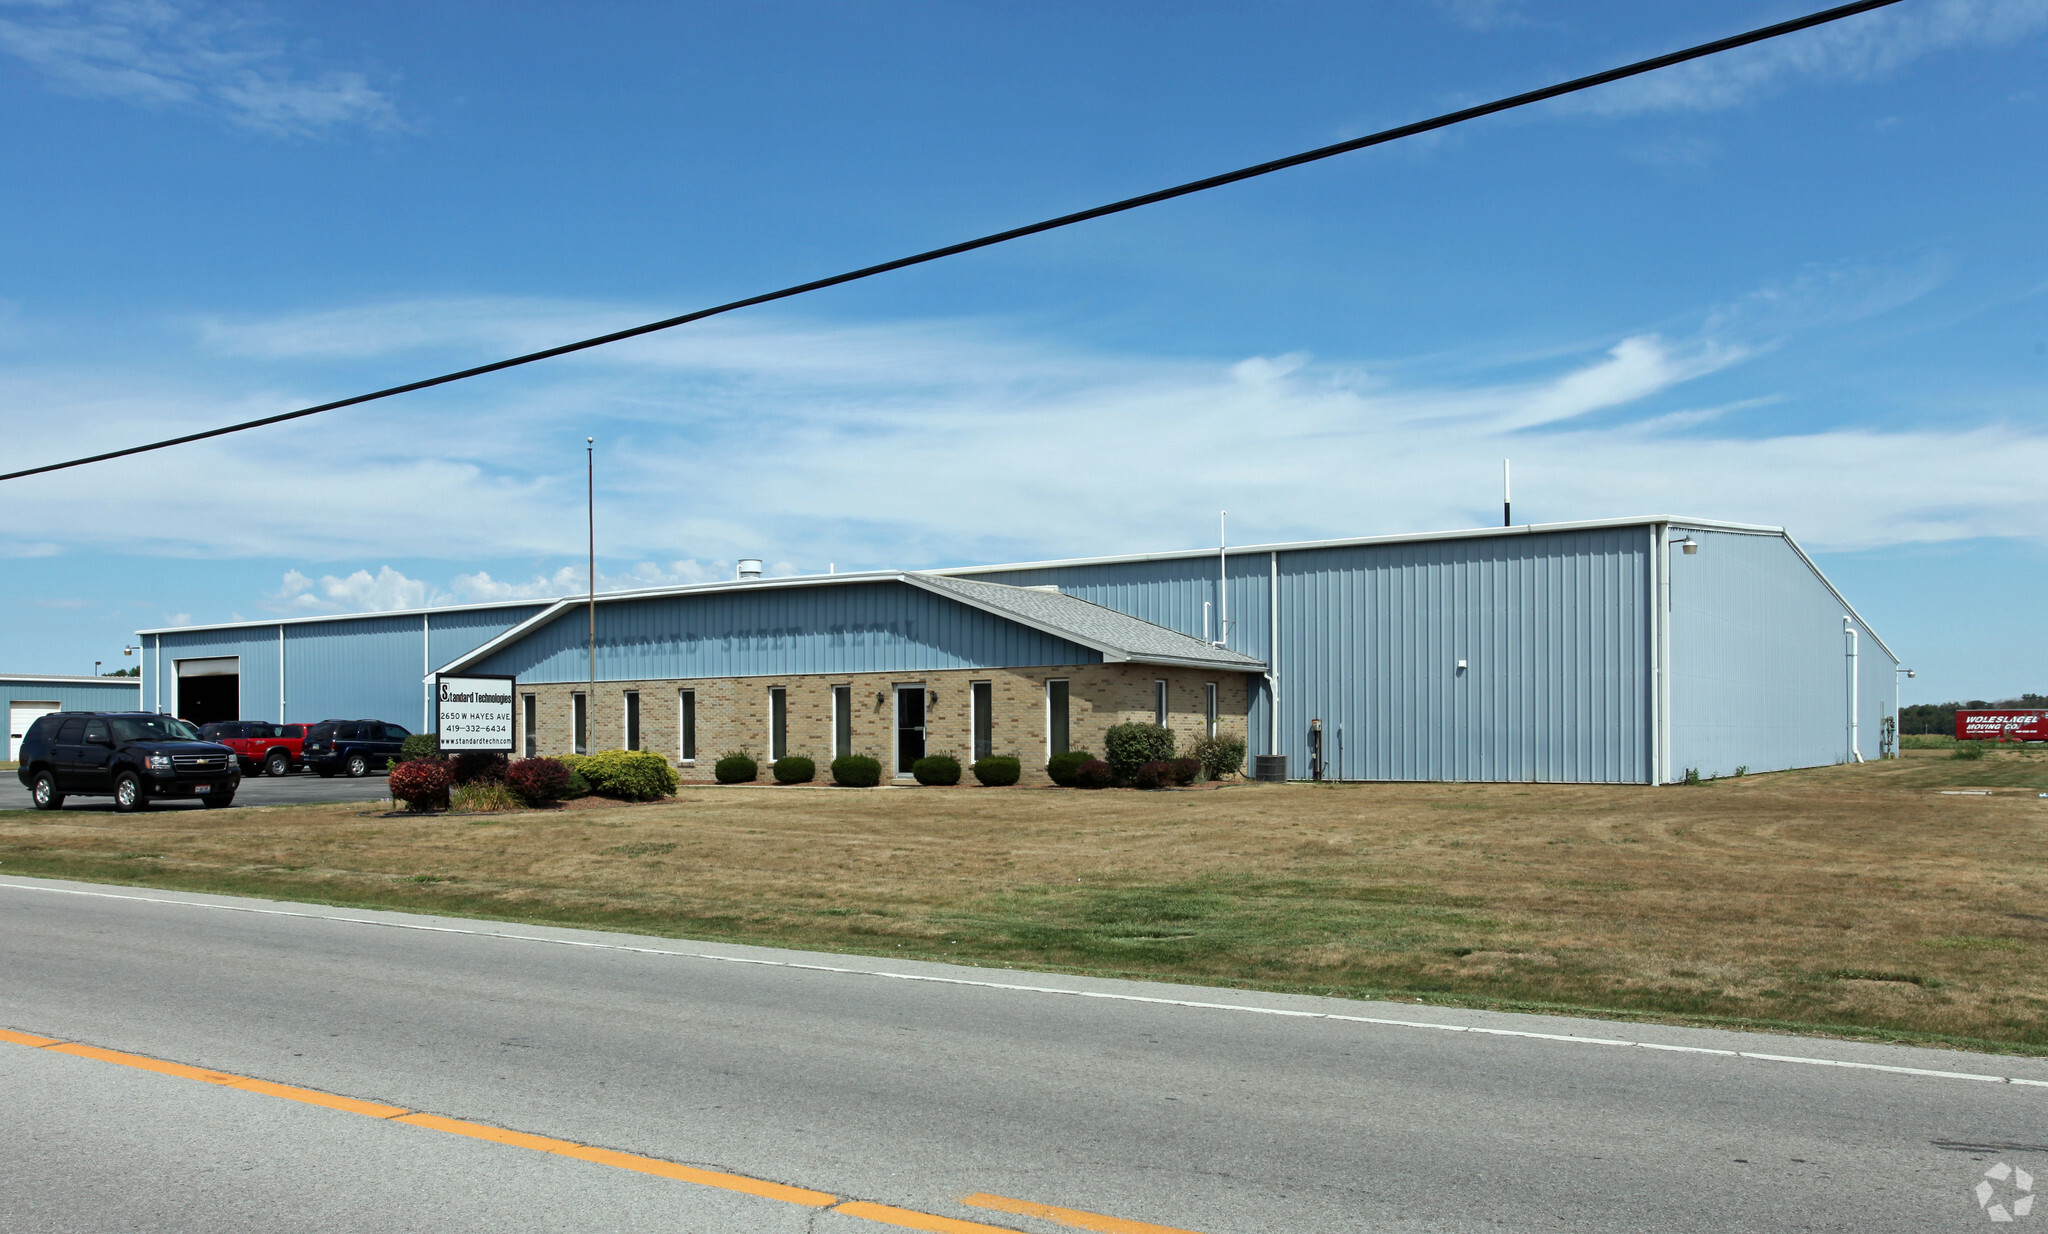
left=1678, top=537, right=1699, bottom=555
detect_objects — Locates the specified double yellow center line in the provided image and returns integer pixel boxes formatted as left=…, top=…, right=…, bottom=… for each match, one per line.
left=1, top=1027, right=1200, bottom=1234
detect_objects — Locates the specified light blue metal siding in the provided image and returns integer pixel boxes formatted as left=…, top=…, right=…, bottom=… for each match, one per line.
left=1670, top=530, right=1899, bottom=777
left=285, top=616, right=435, bottom=729
left=475, top=581, right=1102, bottom=683
left=1, top=678, right=143, bottom=713
left=143, top=628, right=282, bottom=721
left=1280, top=529, right=1650, bottom=783
left=968, top=553, right=1275, bottom=753
left=969, top=529, right=1650, bottom=782
left=142, top=605, right=547, bottom=729
left=429, top=605, right=548, bottom=668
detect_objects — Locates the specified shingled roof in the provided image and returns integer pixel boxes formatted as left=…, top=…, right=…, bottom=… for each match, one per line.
left=904, top=573, right=1265, bottom=672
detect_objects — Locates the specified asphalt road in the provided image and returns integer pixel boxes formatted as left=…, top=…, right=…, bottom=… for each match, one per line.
left=0, top=770, right=393, bottom=812
left=2, top=876, right=2044, bottom=1233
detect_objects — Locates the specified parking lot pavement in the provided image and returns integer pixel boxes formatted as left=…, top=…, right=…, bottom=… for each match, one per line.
left=0, top=771, right=392, bottom=812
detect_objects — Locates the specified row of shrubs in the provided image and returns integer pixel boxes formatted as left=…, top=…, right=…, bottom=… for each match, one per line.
left=708, top=751, right=1025, bottom=788
left=702, top=726, right=1248, bottom=792
left=387, top=748, right=678, bottom=812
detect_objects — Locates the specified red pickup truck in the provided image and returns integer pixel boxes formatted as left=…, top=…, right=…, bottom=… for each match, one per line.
left=196, top=722, right=310, bottom=777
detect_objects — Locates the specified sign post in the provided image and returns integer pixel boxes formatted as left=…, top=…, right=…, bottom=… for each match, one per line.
left=436, top=674, right=516, bottom=752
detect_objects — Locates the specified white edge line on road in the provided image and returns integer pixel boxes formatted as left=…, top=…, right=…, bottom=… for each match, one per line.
left=4, top=879, right=2041, bottom=1092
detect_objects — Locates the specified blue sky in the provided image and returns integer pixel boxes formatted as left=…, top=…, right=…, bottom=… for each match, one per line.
left=0, top=0, right=2043, bottom=706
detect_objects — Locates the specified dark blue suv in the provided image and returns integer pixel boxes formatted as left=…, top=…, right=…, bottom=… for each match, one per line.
left=16, top=712, right=240, bottom=812
left=301, top=719, right=410, bottom=778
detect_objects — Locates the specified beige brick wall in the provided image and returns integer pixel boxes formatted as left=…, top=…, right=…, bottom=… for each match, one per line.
left=513, top=663, right=1252, bottom=783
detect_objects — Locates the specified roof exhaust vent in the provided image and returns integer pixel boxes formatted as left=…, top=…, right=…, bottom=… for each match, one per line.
left=737, top=559, right=763, bottom=580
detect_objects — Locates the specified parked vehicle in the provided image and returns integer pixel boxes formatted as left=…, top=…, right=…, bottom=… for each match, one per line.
left=300, top=719, right=411, bottom=778
left=197, top=721, right=309, bottom=777
left=16, top=711, right=240, bottom=812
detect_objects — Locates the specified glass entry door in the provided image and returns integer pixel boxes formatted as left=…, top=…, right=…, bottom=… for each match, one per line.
left=894, top=685, right=926, bottom=776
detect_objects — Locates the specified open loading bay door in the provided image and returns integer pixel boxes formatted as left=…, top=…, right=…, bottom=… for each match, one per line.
left=175, top=657, right=239, bottom=725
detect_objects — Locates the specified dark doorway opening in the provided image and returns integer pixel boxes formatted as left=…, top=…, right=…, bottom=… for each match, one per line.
left=177, top=675, right=238, bottom=725
left=895, top=686, right=926, bottom=775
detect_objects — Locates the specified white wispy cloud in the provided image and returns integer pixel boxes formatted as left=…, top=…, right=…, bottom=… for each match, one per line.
left=1566, top=0, right=2048, bottom=116
left=0, top=0, right=399, bottom=135
left=0, top=255, right=2034, bottom=606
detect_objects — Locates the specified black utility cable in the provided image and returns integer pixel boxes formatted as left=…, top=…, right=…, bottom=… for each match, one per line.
left=1, top=0, right=1905, bottom=484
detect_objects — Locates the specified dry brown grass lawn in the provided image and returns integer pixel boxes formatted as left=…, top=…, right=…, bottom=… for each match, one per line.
left=5, top=748, right=2046, bottom=1051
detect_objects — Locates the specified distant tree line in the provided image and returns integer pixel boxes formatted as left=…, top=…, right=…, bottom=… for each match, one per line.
left=1899, top=693, right=2048, bottom=735
left=102, top=666, right=139, bottom=677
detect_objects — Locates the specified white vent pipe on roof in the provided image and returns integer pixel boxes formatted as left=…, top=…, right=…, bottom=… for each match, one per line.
left=737, top=559, right=763, bottom=580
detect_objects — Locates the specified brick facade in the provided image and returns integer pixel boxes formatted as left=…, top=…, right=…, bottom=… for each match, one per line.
left=514, top=664, right=1252, bottom=782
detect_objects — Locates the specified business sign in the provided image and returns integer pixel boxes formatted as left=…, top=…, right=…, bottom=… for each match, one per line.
left=1955, top=710, right=2048, bottom=742
left=436, top=674, right=516, bottom=752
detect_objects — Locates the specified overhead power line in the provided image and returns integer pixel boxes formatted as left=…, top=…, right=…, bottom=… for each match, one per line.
left=1, top=0, right=1905, bottom=484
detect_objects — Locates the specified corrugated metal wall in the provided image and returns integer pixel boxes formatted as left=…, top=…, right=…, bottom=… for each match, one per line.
left=1669, top=529, right=1898, bottom=778
left=473, top=580, right=1101, bottom=683
left=1, top=678, right=143, bottom=712
left=963, top=526, right=1652, bottom=783
left=143, top=604, right=545, bottom=729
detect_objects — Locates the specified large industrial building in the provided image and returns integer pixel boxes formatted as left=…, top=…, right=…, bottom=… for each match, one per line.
left=133, top=516, right=1900, bottom=784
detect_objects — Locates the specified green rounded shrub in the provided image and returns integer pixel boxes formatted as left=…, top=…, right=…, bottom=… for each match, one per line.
left=715, top=753, right=759, bottom=784
left=831, top=755, right=882, bottom=787
left=1046, top=750, right=1093, bottom=787
left=398, top=732, right=441, bottom=764
left=772, top=756, right=816, bottom=784
left=972, top=755, right=1021, bottom=787
left=563, top=769, right=592, bottom=799
left=1105, top=723, right=1176, bottom=780
left=1073, top=758, right=1115, bottom=789
left=1190, top=734, right=1247, bottom=781
left=580, top=749, right=680, bottom=800
left=912, top=754, right=961, bottom=786
left=1951, top=741, right=1988, bottom=761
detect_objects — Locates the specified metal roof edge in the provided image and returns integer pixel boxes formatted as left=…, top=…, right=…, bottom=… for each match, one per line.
left=930, top=515, right=1788, bottom=576
left=429, top=598, right=580, bottom=678
left=1124, top=653, right=1268, bottom=672
left=136, top=595, right=559, bottom=637
left=0, top=674, right=144, bottom=685
left=429, top=572, right=919, bottom=676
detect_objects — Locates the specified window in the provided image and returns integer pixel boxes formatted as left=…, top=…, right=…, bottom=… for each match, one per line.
left=523, top=695, right=537, bottom=758
left=971, top=681, right=992, bottom=761
left=678, top=690, right=696, bottom=762
left=1154, top=680, right=1168, bottom=726
left=1046, top=679, right=1069, bottom=757
left=832, top=685, right=852, bottom=758
left=1204, top=682, right=1218, bottom=739
left=769, top=687, right=787, bottom=761
left=385, top=723, right=411, bottom=740
left=83, top=719, right=110, bottom=745
left=624, top=691, right=641, bottom=751
left=572, top=693, right=587, bottom=755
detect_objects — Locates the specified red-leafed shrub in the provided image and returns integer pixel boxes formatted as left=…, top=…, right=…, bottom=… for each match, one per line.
left=1133, top=760, right=1174, bottom=790
left=1172, top=757, right=1202, bottom=786
left=450, top=751, right=508, bottom=785
left=1073, top=758, right=1115, bottom=790
left=388, top=758, right=453, bottom=812
left=505, top=757, right=571, bottom=805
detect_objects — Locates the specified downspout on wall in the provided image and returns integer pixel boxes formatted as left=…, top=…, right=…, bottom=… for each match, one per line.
left=1268, top=550, right=1280, bottom=758
left=1846, top=616, right=1862, bottom=763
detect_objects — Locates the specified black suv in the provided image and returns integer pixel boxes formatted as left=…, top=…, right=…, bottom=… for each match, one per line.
left=301, top=719, right=410, bottom=778
left=16, top=712, right=241, bottom=812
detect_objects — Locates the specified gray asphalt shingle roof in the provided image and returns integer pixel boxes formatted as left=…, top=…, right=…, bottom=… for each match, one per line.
left=906, top=573, right=1265, bottom=671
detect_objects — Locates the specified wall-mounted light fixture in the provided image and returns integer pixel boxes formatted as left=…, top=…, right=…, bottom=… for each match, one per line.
left=875, top=691, right=888, bottom=708
left=1456, top=659, right=1468, bottom=672
left=1679, top=537, right=1699, bottom=555
left=927, top=690, right=938, bottom=707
